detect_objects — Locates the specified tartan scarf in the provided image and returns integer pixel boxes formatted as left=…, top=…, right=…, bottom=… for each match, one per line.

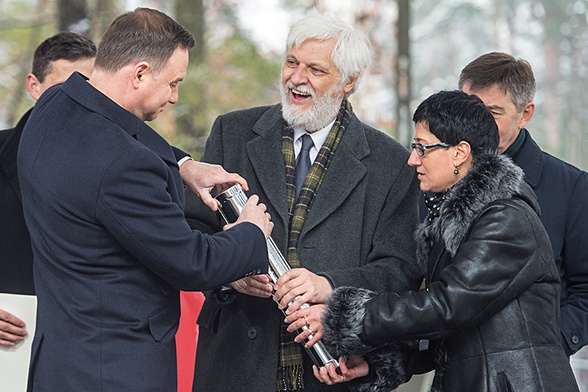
left=276, top=99, right=353, bottom=391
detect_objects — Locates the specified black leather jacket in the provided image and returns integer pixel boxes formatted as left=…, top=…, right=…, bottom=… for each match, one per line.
left=323, top=154, right=579, bottom=392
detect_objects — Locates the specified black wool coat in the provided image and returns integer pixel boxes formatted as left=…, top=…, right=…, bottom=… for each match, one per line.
left=185, top=104, right=422, bottom=392
left=0, top=109, right=35, bottom=294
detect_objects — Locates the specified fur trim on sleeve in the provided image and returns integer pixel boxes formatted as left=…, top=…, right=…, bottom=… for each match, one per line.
left=322, top=286, right=378, bottom=357
left=323, top=287, right=409, bottom=391
left=351, top=343, right=408, bottom=392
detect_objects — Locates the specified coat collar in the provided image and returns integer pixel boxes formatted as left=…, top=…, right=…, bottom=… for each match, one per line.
left=418, top=153, right=525, bottom=258
left=246, top=104, right=370, bottom=234
left=61, top=72, right=178, bottom=169
left=512, top=129, right=542, bottom=188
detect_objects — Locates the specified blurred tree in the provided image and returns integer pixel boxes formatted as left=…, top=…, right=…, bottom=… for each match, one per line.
left=1, top=0, right=585, bottom=169
left=171, top=0, right=206, bottom=153
left=396, top=0, right=411, bottom=145
left=531, top=0, right=588, bottom=169
left=3, top=0, right=55, bottom=126
left=91, top=0, right=121, bottom=39
left=162, top=0, right=281, bottom=157
left=177, top=0, right=205, bottom=62
left=409, top=0, right=587, bottom=170
left=532, top=0, right=566, bottom=153
left=58, top=0, right=90, bottom=35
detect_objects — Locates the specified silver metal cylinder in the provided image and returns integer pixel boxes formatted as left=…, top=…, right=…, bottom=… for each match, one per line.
left=216, top=184, right=339, bottom=369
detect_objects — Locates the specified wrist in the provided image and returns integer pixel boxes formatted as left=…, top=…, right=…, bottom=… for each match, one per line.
left=178, top=156, right=194, bottom=167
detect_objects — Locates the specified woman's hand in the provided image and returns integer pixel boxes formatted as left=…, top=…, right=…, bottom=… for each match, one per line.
left=312, top=355, right=369, bottom=385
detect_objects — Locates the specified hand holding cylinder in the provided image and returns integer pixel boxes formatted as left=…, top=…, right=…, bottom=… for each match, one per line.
left=216, top=184, right=339, bottom=369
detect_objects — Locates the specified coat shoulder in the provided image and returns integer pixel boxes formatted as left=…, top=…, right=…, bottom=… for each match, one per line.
left=360, top=120, right=409, bottom=156
left=216, top=105, right=279, bottom=127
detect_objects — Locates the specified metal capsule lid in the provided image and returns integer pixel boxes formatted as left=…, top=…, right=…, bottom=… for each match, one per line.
left=218, top=184, right=243, bottom=199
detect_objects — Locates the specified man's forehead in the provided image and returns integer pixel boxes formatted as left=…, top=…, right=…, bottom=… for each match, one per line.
left=464, top=83, right=515, bottom=106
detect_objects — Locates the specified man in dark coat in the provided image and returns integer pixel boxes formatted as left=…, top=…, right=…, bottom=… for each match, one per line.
left=459, top=52, right=588, bottom=356
left=18, top=8, right=273, bottom=391
left=185, top=15, right=422, bottom=391
left=0, top=31, right=96, bottom=346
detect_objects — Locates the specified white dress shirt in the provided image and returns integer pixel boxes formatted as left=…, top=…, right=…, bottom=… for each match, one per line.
left=293, top=119, right=335, bottom=163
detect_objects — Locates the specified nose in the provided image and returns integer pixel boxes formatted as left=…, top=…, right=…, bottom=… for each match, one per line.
left=169, top=87, right=179, bottom=104
left=407, top=149, right=421, bottom=167
left=290, top=65, right=309, bottom=85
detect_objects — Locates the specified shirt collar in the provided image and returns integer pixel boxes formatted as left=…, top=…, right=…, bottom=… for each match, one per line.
left=293, top=119, right=336, bottom=151
left=503, top=128, right=527, bottom=159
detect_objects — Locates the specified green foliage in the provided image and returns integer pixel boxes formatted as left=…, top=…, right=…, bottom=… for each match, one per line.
left=0, top=12, right=58, bottom=126
left=167, top=30, right=282, bottom=158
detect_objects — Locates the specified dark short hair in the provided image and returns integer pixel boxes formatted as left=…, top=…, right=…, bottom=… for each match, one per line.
left=94, top=7, right=195, bottom=75
left=32, top=32, right=96, bottom=83
left=413, top=90, right=499, bottom=156
left=458, top=52, right=535, bottom=112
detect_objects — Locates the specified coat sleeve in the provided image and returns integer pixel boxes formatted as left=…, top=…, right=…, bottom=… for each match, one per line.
left=560, top=170, right=588, bottom=354
left=183, top=115, right=226, bottom=235
left=361, top=199, right=554, bottom=346
left=96, top=145, right=268, bottom=291
left=171, top=145, right=189, bottom=162
left=319, top=151, right=423, bottom=294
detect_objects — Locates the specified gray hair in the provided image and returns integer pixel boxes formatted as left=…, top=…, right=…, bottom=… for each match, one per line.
left=285, top=14, right=372, bottom=96
left=458, top=52, right=535, bottom=112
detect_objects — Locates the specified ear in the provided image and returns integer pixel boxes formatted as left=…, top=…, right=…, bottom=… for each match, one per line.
left=132, top=61, right=151, bottom=88
left=518, top=102, right=535, bottom=130
left=26, top=73, right=43, bottom=101
left=342, top=75, right=358, bottom=94
left=453, top=141, right=472, bottom=168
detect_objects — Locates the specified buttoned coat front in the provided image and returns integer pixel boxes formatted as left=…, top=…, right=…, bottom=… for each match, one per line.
left=515, top=130, right=588, bottom=355
left=18, top=73, right=268, bottom=392
left=185, top=104, right=422, bottom=391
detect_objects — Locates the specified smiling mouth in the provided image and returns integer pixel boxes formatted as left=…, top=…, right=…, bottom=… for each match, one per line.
left=291, top=87, right=312, bottom=101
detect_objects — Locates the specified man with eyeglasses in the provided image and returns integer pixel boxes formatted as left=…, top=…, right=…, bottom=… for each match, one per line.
left=458, top=52, right=588, bottom=357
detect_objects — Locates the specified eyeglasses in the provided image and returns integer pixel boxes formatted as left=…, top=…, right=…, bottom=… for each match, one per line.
left=411, top=141, right=451, bottom=157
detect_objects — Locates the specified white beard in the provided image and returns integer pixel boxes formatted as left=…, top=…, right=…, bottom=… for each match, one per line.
left=280, top=81, right=343, bottom=132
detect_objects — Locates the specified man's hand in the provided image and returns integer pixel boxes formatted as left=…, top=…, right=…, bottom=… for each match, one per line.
left=179, top=159, right=248, bottom=211
left=273, top=268, right=332, bottom=314
left=224, top=194, right=273, bottom=239
left=0, top=309, right=27, bottom=346
left=231, top=275, right=273, bottom=298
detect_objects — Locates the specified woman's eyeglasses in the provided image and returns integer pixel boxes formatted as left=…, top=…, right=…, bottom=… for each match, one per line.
left=411, top=141, right=451, bottom=156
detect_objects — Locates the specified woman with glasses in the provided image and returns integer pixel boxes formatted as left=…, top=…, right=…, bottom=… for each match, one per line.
left=312, top=90, right=579, bottom=391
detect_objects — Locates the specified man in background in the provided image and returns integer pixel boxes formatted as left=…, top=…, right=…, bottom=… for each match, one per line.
left=459, top=51, right=588, bottom=356
left=0, top=31, right=95, bottom=347
left=185, top=14, right=422, bottom=391
left=18, top=8, right=273, bottom=391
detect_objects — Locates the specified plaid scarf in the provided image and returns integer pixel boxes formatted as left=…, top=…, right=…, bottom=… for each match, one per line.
left=276, top=100, right=353, bottom=391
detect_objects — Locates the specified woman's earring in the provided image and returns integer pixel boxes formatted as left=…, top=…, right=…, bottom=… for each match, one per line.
left=454, top=166, right=460, bottom=175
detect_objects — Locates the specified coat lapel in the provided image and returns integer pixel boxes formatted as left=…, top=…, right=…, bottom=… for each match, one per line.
left=246, top=106, right=290, bottom=228
left=513, top=130, right=542, bottom=188
left=303, top=115, right=369, bottom=234
left=134, top=126, right=184, bottom=207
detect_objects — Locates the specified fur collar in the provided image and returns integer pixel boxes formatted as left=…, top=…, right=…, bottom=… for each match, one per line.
left=417, top=153, right=524, bottom=259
